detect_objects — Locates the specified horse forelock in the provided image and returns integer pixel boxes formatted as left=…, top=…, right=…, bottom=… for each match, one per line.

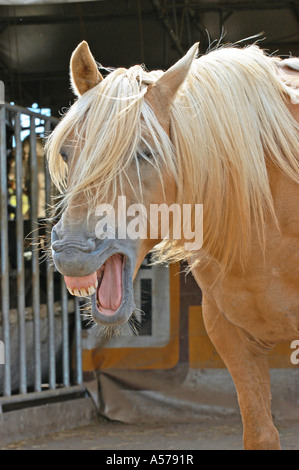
left=45, top=64, right=174, bottom=214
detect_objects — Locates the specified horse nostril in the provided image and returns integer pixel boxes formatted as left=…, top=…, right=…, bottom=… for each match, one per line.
left=52, top=240, right=62, bottom=252
left=51, top=226, right=59, bottom=243
left=51, top=237, right=96, bottom=253
left=51, top=223, right=97, bottom=253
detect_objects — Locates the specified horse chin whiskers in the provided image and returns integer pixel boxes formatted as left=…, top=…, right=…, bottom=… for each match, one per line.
left=95, top=323, right=123, bottom=339
left=90, top=309, right=142, bottom=339
left=79, top=302, right=119, bottom=337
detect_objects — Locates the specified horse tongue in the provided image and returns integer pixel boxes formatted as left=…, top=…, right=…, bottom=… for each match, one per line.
left=98, top=254, right=123, bottom=312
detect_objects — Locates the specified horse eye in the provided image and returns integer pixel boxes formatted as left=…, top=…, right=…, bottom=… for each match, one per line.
left=137, top=151, right=152, bottom=161
left=60, top=152, right=69, bottom=163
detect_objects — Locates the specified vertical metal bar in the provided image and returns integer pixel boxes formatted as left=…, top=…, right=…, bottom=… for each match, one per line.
left=44, top=119, right=55, bottom=390
left=61, top=276, right=70, bottom=387
left=15, top=112, right=27, bottom=394
left=74, top=298, right=82, bottom=385
left=29, top=117, right=41, bottom=392
left=0, top=105, right=11, bottom=396
left=172, top=0, right=178, bottom=36
left=151, top=0, right=184, bottom=55
left=185, top=5, right=192, bottom=47
left=179, top=7, right=186, bottom=44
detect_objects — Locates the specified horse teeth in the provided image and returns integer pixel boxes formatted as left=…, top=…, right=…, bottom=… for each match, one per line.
left=67, top=285, right=97, bottom=297
left=88, top=285, right=95, bottom=295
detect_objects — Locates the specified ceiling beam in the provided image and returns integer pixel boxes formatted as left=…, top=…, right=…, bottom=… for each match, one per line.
left=162, top=1, right=299, bottom=12
left=0, top=10, right=156, bottom=27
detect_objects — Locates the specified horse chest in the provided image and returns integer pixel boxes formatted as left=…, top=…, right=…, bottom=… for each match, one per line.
left=220, top=271, right=299, bottom=343
left=194, top=245, right=299, bottom=344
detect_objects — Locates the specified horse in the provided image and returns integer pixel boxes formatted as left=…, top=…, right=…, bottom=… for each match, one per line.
left=46, top=40, right=299, bottom=450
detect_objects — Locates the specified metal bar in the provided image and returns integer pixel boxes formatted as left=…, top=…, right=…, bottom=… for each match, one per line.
left=178, top=6, right=186, bottom=45
left=61, top=276, right=70, bottom=387
left=172, top=0, right=178, bottom=36
left=185, top=5, right=192, bottom=47
left=0, top=11, right=157, bottom=27
left=14, top=112, right=27, bottom=395
left=0, top=106, right=11, bottom=396
left=29, top=117, right=41, bottom=392
left=74, top=298, right=82, bottom=385
left=187, top=3, right=215, bottom=53
left=291, top=3, right=299, bottom=26
left=0, top=385, right=87, bottom=410
left=44, top=119, right=56, bottom=390
left=151, top=0, right=185, bottom=56
left=0, top=103, right=58, bottom=124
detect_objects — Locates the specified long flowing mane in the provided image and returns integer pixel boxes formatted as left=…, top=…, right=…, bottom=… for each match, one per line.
left=46, top=45, right=299, bottom=271
left=46, top=65, right=174, bottom=207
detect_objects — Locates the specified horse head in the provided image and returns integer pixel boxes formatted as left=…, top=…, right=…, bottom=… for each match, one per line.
left=47, top=41, right=198, bottom=328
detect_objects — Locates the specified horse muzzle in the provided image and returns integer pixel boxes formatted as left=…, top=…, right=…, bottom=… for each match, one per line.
left=51, top=223, right=137, bottom=326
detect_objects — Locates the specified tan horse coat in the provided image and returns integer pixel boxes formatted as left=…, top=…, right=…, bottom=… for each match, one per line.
left=148, top=61, right=299, bottom=450
left=48, top=42, right=299, bottom=450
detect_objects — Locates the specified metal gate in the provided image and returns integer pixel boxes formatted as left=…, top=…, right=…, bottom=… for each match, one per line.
left=0, top=101, right=85, bottom=412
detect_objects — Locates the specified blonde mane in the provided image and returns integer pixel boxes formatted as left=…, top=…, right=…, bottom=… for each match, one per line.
left=46, top=45, right=299, bottom=271
left=46, top=65, right=174, bottom=209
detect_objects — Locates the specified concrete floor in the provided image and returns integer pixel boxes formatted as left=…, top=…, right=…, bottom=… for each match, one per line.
left=1, top=418, right=299, bottom=450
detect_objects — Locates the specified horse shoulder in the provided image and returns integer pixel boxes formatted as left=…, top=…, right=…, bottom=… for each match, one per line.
left=192, top=202, right=299, bottom=344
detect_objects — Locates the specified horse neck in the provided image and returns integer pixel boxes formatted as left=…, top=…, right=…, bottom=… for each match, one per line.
left=268, top=160, right=299, bottom=234
left=269, top=98, right=299, bottom=229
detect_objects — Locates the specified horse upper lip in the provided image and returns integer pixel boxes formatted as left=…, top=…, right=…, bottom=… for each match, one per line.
left=52, top=241, right=95, bottom=253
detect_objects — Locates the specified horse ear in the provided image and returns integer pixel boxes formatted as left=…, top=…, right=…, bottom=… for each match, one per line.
left=70, top=41, right=103, bottom=96
left=153, top=42, right=199, bottom=104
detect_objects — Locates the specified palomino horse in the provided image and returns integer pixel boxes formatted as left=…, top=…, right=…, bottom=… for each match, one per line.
left=46, top=41, right=299, bottom=450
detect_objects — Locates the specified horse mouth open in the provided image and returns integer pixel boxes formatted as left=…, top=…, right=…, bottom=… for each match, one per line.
left=64, top=253, right=130, bottom=324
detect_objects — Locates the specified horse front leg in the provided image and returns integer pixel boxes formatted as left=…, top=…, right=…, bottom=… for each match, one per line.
left=202, top=296, right=281, bottom=450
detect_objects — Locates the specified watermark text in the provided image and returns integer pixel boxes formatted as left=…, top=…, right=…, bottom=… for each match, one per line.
left=95, top=196, right=203, bottom=250
left=290, top=340, right=299, bottom=365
